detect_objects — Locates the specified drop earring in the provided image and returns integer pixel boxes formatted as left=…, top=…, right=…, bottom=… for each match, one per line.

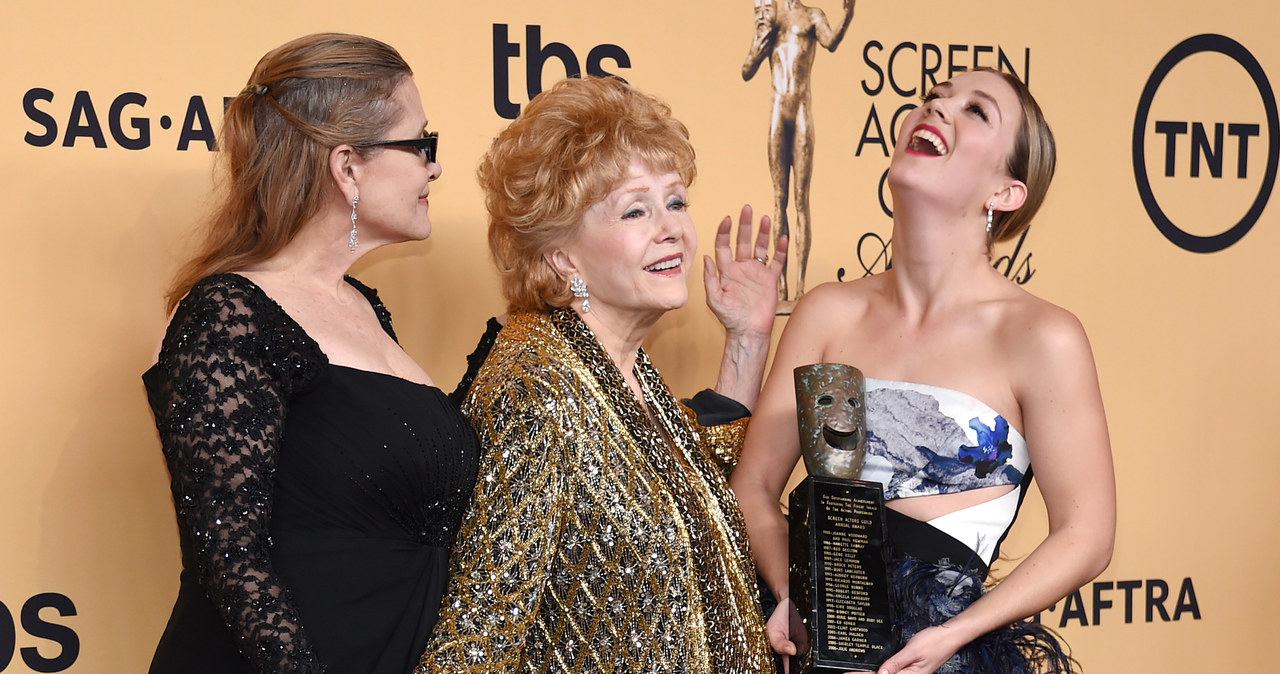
left=570, top=274, right=590, bottom=313
left=348, top=194, right=360, bottom=253
left=986, top=201, right=995, bottom=234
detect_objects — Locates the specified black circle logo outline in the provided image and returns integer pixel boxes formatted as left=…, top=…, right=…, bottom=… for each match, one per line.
left=1132, top=33, right=1278, bottom=253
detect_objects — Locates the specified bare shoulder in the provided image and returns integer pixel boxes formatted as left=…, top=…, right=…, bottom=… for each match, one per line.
left=788, top=278, right=878, bottom=332
left=997, top=287, right=1096, bottom=376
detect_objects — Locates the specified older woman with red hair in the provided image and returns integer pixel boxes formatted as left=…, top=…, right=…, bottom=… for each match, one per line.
left=419, top=76, right=784, bottom=673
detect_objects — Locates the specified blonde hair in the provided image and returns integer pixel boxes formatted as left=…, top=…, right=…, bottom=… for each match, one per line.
left=166, top=32, right=412, bottom=311
left=984, top=68, right=1057, bottom=246
left=479, top=76, right=697, bottom=313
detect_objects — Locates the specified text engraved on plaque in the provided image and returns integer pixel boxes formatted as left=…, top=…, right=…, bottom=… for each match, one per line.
left=816, top=493, right=888, bottom=656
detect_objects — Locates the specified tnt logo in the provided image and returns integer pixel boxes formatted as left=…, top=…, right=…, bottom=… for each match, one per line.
left=1133, top=34, right=1278, bottom=253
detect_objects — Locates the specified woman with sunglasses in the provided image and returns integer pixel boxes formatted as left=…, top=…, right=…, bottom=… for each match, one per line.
left=143, top=33, right=478, bottom=674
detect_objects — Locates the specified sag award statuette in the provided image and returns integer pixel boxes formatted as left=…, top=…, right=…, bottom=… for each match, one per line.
left=789, top=364, right=895, bottom=673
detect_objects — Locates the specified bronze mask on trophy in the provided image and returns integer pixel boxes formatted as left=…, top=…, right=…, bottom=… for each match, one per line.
left=795, top=363, right=867, bottom=480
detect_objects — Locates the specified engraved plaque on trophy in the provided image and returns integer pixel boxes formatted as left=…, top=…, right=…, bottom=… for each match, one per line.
left=789, top=364, right=896, bottom=673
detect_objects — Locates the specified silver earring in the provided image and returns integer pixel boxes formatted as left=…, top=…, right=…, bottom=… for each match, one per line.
left=348, top=194, right=360, bottom=253
left=986, top=201, right=995, bottom=234
left=570, top=274, right=590, bottom=313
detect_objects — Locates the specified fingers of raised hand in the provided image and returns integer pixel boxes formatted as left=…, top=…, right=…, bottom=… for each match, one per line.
left=735, top=204, right=755, bottom=259
left=753, top=213, right=773, bottom=262
left=715, top=216, right=735, bottom=267
left=772, top=232, right=790, bottom=267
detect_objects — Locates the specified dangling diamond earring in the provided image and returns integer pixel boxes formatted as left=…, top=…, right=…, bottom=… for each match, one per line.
left=570, top=273, right=591, bottom=313
left=348, top=194, right=360, bottom=253
left=986, top=201, right=995, bottom=234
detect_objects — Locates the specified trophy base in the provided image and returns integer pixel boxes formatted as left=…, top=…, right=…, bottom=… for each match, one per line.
left=788, top=475, right=896, bottom=673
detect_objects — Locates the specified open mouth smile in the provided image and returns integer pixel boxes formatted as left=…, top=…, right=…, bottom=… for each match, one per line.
left=906, top=125, right=948, bottom=156
left=644, top=255, right=682, bottom=273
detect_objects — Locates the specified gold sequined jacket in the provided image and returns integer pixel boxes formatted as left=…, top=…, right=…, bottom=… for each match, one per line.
left=418, top=309, right=772, bottom=673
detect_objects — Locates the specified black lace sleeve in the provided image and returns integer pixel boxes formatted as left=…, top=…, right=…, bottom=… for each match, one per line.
left=145, top=275, right=325, bottom=673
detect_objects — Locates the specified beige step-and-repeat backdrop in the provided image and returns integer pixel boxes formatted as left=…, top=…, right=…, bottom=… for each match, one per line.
left=2, top=0, right=1276, bottom=671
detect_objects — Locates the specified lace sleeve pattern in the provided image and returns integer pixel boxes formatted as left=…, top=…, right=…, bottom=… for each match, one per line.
left=145, top=274, right=325, bottom=673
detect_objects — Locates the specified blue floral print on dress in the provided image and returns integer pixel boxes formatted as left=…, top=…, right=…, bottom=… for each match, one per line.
left=958, top=416, right=1013, bottom=479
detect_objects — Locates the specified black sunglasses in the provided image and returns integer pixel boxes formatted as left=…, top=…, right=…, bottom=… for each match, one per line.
left=363, top=131, right=438, bottom=164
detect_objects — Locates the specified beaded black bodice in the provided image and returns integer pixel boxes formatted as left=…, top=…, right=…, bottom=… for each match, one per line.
left=144, top=273, right=479, bottom=673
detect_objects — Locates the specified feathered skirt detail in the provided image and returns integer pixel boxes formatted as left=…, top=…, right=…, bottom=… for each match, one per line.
left=892, top=557, right=1075, bottom=673
left=887, top=509, right=1076, bottom=673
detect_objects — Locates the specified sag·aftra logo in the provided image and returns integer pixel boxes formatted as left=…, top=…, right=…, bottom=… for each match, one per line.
left=1133, top=34, right=1278, bottom=253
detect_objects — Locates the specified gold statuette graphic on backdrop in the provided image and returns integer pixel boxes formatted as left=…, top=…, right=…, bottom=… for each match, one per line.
left=743, top=0, right=855, bottom=309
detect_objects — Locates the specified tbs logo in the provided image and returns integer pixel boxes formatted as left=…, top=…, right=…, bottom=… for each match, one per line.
left=1, top=593, right=78, bottom=672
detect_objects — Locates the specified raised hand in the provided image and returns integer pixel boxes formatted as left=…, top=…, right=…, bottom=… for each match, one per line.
left=704, top=204, right=789, bottom=336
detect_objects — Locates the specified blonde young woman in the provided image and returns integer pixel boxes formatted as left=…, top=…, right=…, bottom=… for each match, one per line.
left=730, top=69, right=1116, bottom=674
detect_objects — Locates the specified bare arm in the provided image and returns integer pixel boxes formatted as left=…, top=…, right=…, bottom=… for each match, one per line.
left=729, top=286, right=834, bottom=658
left=878, top=309, right=1116, bottom=674
left=814, top=0, right=855, bottom=51
left=742, top=0, right=777, bottom=80
left=705, top=205, right=788, bottom=410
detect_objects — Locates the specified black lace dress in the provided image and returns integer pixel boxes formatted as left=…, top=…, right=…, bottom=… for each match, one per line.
left=143, top=274, right=480, bottom=674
